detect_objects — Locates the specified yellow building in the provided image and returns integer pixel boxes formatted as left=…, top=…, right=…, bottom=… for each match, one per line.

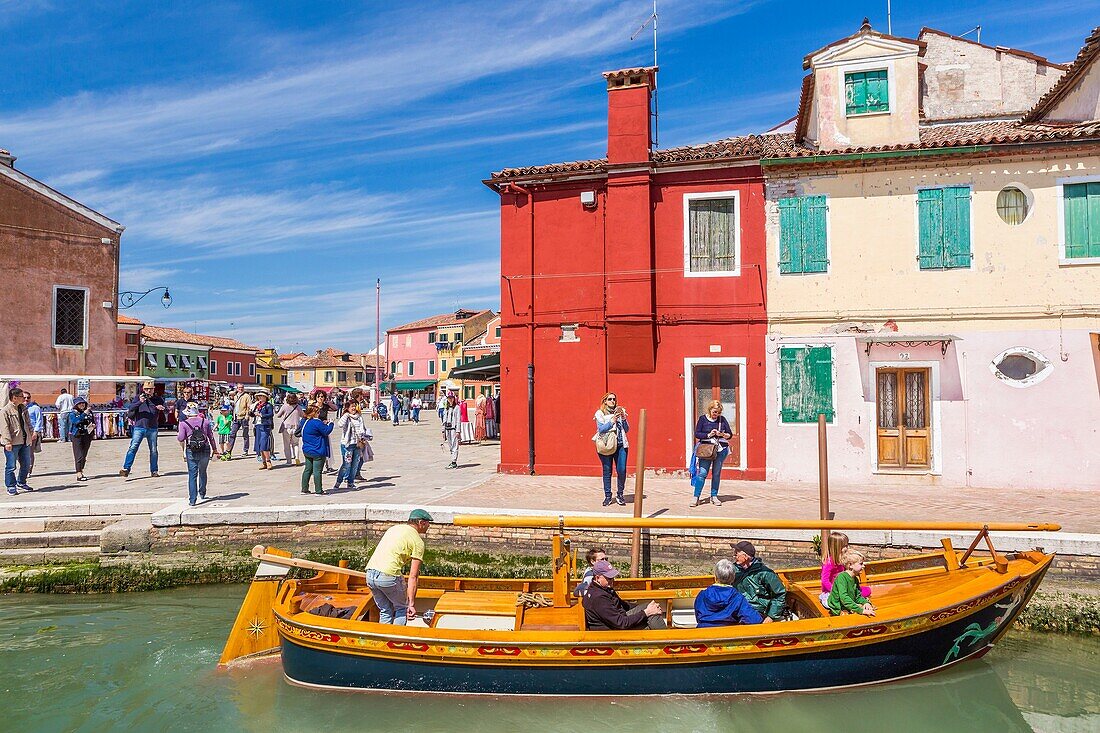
left=255, top=348, right=288, bottom=390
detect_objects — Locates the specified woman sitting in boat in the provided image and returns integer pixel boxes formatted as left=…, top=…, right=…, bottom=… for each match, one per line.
left=827, top=549, right=876, bottom=617
left=694, top=559, right=763, bottom=627
left=581, top=560, right=666, bottom=630
left=733, top=541, right=787, bottom=622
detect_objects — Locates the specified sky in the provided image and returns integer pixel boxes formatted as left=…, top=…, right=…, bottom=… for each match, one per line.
left=2, top=0, right=1097, bottom=353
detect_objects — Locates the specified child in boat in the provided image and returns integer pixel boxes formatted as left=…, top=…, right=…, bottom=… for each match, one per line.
left=574, top=546, right=607, bottom=597
left=827, top=549, right=875, bottom=617
left=820, top=531, right=872, bottom=606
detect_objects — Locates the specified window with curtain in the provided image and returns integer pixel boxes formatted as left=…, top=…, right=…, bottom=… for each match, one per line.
left=996, top=187, right=1028, bottom=225
left=686, top=196, right=739, bottom=273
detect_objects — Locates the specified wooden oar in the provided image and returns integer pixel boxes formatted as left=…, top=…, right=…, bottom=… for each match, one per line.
left=250, top=545, right=368, bottom=579
left=451, top=516, right=1061, bottom=532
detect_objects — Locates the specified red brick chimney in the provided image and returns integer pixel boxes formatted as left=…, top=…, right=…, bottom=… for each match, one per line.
left=602, top=67, right=657, bottom=165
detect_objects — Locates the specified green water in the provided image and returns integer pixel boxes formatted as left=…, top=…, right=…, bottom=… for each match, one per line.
left=1, top=586, right=1096, bottom=733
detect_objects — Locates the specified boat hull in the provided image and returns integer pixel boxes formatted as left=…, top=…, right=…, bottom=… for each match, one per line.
left=278, top=566, right=1045, bottom=695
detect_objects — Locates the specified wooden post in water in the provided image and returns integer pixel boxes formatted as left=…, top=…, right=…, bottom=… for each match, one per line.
left=629, top=409, right=648, bottom=577
left=818, top=413, right=832, bottom=552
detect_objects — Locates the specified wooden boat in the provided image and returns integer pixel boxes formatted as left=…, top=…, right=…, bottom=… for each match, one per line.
left=219, top=516, right=1059, bottom=695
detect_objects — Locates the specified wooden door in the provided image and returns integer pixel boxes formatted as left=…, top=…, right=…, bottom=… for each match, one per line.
left=691, top=365, right=740, bottom=466
left=875, top=368, right=931, bottom=470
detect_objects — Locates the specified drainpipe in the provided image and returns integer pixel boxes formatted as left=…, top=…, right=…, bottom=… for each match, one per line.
left=503, top=182, right=536, bottom=474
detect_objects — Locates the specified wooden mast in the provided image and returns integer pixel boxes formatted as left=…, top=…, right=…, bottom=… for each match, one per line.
left=453, top=516, right=1061, bottom=532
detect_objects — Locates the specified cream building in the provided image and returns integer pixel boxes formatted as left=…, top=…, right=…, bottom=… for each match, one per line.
left=759, top=22, right=1100, bottom=489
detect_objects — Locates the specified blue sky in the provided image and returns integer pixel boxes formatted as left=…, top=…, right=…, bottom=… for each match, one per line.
left=2, top=0, right=1097, bottom=353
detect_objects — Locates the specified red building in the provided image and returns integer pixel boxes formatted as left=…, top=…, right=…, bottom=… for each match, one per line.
left=116, top=315, right=143, bottom=377
left=486, top=68, right=768, bottom=477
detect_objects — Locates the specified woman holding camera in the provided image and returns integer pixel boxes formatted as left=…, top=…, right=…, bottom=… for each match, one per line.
left=691, top=400, right=732, bottom=507
left=593, top=392, right=629, bottom=507
left=69, top=396, right=95, bottom=482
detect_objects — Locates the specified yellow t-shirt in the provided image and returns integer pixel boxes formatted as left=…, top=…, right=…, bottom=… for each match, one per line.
left=366, top=524, right=425, bottom=576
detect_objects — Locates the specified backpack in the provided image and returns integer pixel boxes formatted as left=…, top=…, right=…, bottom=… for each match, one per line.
left=595, top=428, right=618, bottom=456
left=186, top=418, right=210, bottom=453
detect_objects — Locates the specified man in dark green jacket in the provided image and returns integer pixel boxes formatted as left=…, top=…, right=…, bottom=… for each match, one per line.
left=732, top=541, right=787, bottom=622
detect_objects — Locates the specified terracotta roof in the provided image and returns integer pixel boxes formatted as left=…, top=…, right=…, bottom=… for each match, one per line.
left=802, top=18, right=925, bottom=70
left=280, top=351, right=306, bottom=362
left=140, top=325, right=260, bottom=352
left=760, top=120, right=1100, bottom=160
left=794, top=73, right=814, bottom=142
left=280, top=353, right=313, bottom=368
left=116, top=314, right=144, bottom=326
left=490, top=158, right=607, bottom=182
left=602, top=66, right=658, bottom=90
left=388, top=309, right=493, bottom=333
left=1023, top=26, right=1100, bottom=122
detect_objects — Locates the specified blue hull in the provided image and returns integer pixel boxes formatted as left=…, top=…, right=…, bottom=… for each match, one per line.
left=280, top=589, right=1027, bottom=695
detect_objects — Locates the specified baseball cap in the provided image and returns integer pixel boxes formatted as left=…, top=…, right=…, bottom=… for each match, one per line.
left=591, top=559, right=619, bottom=578
left=409, top=509, right=433, bottom=522
left=733, top=540, right=756, bottom=558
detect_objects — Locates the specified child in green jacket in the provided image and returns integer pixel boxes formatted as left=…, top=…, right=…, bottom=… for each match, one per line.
left=215, top=406, right=233, bottom=460
left=827, top=549, right=875, bottom=617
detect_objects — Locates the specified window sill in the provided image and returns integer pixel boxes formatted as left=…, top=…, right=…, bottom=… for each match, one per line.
left=845, top=110, right=890, bottom=119
left=52, top=344, right=88, bottom=350
left=1059, top=256, right=1100, bottom=266
left=778, top=269, right=829, bottom=276
left=873, top=468, right=940, bottom=476
left=684, top=269, right=742, bottom=278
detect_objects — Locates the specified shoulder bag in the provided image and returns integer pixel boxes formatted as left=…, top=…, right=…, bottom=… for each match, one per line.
left=695, top=441, right=717, bottom=461
left=595, top=417, right=618, bottom=456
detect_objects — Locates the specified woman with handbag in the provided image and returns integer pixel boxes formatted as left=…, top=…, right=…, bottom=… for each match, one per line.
left=334, top=402, right=366, bottom=490
left=276, top=393, right=304, bottom=467
left=592, top=392, right=629, bottom=507
left=69, top=396, right=96, bottom=482
left=691, top=400, right=732, bottom=507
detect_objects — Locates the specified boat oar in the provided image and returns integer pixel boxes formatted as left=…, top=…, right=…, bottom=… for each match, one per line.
left=250, top=545, right=368, bottom=579
left=452, top=516, right=1061, bottom=532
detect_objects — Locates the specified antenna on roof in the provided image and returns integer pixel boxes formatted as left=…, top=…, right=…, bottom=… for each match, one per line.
left=630, top=0, right=659, bottom=147
left=886, top=0, right=891, bottom=35
left=959, top=25, right=982, bottom=44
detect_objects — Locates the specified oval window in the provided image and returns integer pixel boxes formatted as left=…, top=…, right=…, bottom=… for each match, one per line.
left=996, top=187, right=1029, bottom=225
left=990, top=347, right=1052, bottom=387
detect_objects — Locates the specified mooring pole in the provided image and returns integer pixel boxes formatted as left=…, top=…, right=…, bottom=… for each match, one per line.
left=629, top=408, right=648, bottom=577
left=818, top=412, right=832, bottom=552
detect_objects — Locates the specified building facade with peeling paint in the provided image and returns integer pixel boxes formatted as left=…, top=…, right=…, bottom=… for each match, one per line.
left=760, top=23, right=1100, bottom=489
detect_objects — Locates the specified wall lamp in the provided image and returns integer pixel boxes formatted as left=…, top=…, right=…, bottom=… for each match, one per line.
left=120, top=287, right=172, bottom=309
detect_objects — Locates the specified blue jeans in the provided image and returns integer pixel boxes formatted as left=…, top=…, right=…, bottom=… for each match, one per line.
left=366, top=569, right=408, bottom=625
left=58, top=411, right=72, bottom=442
left=185, top=447, right=211, bottom=504
left=123, top=426, right=159, bottom=473
left=598, top=445, right=628, bottom=500
left=412, top=408, right=420, bottom=423
left=336, top=444, right=360, bottom=486
left=4, top=444, right=32, bottom=488
left=693, top=446, right=729, bottom=498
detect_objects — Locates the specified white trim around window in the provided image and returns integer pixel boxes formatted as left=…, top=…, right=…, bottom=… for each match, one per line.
left=682, top=356, right=748, bottom=471
left=51, top=285, right=89, bottom=349
left=1056, top=174, right=1100, bottom=266
left=209, top=359, right=217, bottom=375
left=837, top=59, right=896, bottom=118
left=682, top=190, right=742, bottom=278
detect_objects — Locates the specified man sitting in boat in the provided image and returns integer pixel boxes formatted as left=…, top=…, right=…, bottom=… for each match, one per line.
left=694, top=559, right=763, bottom=627
left=582, top=560, right=667, bottom=630
left=732, top=541, right=787, bottom=623
left=365, top=509, right=432, bottom=625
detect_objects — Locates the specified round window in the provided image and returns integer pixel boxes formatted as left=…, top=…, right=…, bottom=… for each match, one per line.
left=990, top=347, right=1052, bottom=388
left=996, top=187, right=1029, bottom=225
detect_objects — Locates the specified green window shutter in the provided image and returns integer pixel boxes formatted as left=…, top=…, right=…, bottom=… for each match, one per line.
left=778, top=197, right=803, bottom=274
left=943, top=186, right=972, bottom=269
left=1090, top=182, right=1100, bottom=257
left=1063, top=183, right=1090, bottom=259
left=865, top=70, right=889, bottom=112
left=803, top=195, right=828, bottom=273
left=779, top=347, right=805, bottom=422
left=917, top=188, right=944, bottom=269
left=808, top=347, right=835, bottom=421
left=845, top=72, right=865, bottom=115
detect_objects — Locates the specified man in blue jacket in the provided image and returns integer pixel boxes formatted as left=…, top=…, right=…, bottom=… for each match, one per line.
left=694, top=558, right=763, bottom=627
left=120, top=380, right=165, bottom=478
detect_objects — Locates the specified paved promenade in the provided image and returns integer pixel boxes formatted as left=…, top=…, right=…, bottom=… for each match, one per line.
left=4, top=416, right=1095, bottom=533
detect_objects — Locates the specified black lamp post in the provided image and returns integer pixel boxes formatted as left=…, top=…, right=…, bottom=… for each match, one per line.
left=119, top=287, right=172, bottom=309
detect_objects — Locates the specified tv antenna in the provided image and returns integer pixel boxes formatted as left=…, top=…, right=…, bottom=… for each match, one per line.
left=958, top=25, right=982, bottom=44
left=630, top=0, right=659, bottom=147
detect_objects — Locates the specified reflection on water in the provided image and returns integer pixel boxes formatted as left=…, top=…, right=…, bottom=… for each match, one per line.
left=0, top=585, right=1096, bottom=733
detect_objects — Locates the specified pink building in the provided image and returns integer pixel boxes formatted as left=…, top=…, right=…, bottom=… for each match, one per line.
left=385, top=313, right=453, bottom=397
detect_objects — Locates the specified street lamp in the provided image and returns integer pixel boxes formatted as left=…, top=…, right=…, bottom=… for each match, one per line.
left=119, top=287, right=172, bottom=309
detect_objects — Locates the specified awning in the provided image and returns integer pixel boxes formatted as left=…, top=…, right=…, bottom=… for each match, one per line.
left=381, top=379, right=437, bottom=391
left=448, top=353, right=500, bottom=382
left=273, top=384, right=302, bottom=393
left=857, top=334, right=961, bottom=356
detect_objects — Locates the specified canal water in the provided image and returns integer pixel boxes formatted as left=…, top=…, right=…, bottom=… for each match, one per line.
left=1, top=585, right=1096, bottom=733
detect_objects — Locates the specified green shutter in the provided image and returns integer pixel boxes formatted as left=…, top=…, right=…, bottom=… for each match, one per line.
left=917, top=188, right=944, bottom=269
left=779, top=347, right=804, bottom=422
left=1064, top=183, right=1090, bottom=259
left=865, top=70, right=889, bottom=112
left=803, top=196, right=828, bottom=272
left=778, top=197, right=802, bottom=274
left=845, top=73, right=864, bottom=116
left=808, top=347, right=835, bottom=421
left=943, top=186, right=972, bottom=269
left=1091, top=183, right=1100, bottom=257
left=845, top=70, right=888, bottom=115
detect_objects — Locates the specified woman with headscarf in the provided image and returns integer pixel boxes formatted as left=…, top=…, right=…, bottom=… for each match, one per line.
left=69, top=396, right=95, bottom=482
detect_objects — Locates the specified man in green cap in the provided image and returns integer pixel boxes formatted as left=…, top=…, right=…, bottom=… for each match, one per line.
left=365, top=509, right=433, bottom=624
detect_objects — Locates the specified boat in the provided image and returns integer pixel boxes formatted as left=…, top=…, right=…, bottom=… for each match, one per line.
left=218, top=515, right=1059, bottom=695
